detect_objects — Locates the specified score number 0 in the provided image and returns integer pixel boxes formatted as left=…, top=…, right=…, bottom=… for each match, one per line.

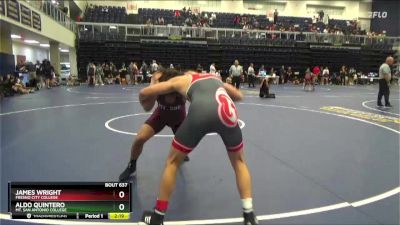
left=118, top=191, right=125, bottom=211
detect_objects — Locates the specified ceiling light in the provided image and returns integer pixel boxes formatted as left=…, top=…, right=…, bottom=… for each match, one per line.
left=109, top=26, right=117, bottom=29
left=255, top=4, right=263, bottom=9
left=40, top=43, right=50, bottom=47
left=24, top=40, right=39, bottom=44
left=60, top=49, right=69, bottom=53
left=11, top=34, right=21, bottom=39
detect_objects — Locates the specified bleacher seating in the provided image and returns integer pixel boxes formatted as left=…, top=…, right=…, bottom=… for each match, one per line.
left=83, top=4, right=364, bottom=35
left=84, top=5, right=127, bottom=23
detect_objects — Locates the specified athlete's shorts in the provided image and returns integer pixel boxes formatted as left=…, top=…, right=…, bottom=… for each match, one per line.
left=145, top=107, right=186, bottom=134
left=171, top=103, right=243, bottom=154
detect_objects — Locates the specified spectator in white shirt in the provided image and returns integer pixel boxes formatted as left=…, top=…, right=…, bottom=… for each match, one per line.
left=151, top=60, right=158, bottom=73
left=209, top=63, right=216, bottom=74
left=229, top=59, right=243, bottom=89
left=247, top=63, right=256, bottom=88
left=322, top=66, right=329, bottom=85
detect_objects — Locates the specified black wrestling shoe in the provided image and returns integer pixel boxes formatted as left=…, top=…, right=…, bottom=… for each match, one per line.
left=243, top=211, right=259, bottom=225
left=184, top=156, right=190, bottom=162
left=118, top=160, right=136, bottom=182
left=141, top=210, right=164, bottom=225
left=377, top=103, right=383, bottom=107
left=385, top=103, right=392, bottom=108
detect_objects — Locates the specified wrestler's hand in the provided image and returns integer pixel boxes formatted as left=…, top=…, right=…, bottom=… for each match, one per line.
left=139, top=88, right=157, bottom=111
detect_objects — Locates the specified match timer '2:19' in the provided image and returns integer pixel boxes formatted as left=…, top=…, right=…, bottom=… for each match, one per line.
left=8, top=182, right=131, bottom=220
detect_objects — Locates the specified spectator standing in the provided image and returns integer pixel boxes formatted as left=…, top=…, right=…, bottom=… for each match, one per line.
left=132, top=62, right=139, bottom=84
left=128, top=62, right=134, bottom=84
left=322, top=66, right=330, bottom=85
left=273, top=9, right=278, bottom=24
left=312, top=65, right=321, bottom=84
left=348, top=67, right=356, bottom=85
left=377, top=56, right=394, bottom=107
left=318, top=10, right=324, bottom=22
left=247, top=63, right=256, bottom=88
left=210, top=63, right=216, bottom=74
left=95, top=62, right=104, bottom=85
left=43, top=60, right=54, bottom=89
left=340, top=65, right=347, bottom=85
left=140, top=61, right=148, bottom=83
left=35, top=60, right=43, bottom=89
left=229, top=59, right=243, bottom=89
left=103, top=63, right=112, bottom=84
left=120, top=63, right=128, bottom=85
left=87, top=61, right=96, bottom=86
left=151, top=60, right=159, bottom=73
left=279, top=65, right=286, bottom=84
left=286, top=66, right=293, bottom=82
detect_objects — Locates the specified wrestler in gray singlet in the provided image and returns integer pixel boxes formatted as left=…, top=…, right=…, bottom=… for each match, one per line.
left=172, top=74, right=243, bottom=153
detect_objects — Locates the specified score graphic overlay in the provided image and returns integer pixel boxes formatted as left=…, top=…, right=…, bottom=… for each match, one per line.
left=9, top=182, right=131, bottom=220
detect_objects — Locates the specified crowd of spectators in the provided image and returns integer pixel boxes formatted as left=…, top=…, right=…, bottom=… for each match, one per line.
left=139, top=7, right=369, bottom=36
left=0, top=59, right=59, bottom=99
left=85, top=60, right=160, bottom=86
left=82, top=58, right=394, bottom=89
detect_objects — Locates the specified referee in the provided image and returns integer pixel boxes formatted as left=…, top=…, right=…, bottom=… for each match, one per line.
left=377, top=56, right=394, bottom=107
left=229, top=59, right=243, bottom=89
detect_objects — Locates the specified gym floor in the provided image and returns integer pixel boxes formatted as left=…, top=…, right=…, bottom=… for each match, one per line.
left=1, top=84, right=399, bottom=225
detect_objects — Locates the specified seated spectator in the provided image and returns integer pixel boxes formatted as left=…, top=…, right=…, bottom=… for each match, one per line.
left=258, top=65, right=266, bottom=76
left=196, top=64, right=203, bottom=73
left=3, top=74, right=15, bottom=97
left=211, top=12, right=216, bottom=20
left=12, top=76, right=34, bottom=94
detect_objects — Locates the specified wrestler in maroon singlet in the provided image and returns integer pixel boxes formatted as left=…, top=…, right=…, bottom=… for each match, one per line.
left=145, top=92, right=186, bottom=134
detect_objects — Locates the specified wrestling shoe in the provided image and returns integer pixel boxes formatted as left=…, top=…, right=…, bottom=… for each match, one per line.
left=141, top=210, right=164, bottom=225
left=243, top=211, right=259, bottom=225
left=118, top=160, right=136, bottom=182
left=385, top=103, right=392, bottom=107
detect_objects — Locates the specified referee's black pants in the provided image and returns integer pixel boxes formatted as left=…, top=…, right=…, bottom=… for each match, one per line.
left=232, top=76, right=241, bottom=89
left=377, top=79, right=390, bottom=106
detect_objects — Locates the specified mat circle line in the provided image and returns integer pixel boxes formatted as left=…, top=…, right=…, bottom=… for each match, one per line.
left=104, top=113, right=245, bottom=137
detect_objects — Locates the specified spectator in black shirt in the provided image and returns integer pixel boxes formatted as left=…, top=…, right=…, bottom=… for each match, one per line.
left=273, top=9, right=278, bottom=24
left=42, top=59, right=54, bottom=89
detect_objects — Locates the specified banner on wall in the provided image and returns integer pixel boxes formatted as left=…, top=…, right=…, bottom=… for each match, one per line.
left=6, top=0, right=20, bottom=22
left=32, top=11, right=41, bottom=31
left=127, top=1, right=137, bottom=14
left=0, top=0, right=5, bottom=15
left=20, top=4, right=32, bottom=26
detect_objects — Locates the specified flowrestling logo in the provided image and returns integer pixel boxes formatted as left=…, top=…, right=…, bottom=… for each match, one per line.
left=368, top=11, right=388, bottom=19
